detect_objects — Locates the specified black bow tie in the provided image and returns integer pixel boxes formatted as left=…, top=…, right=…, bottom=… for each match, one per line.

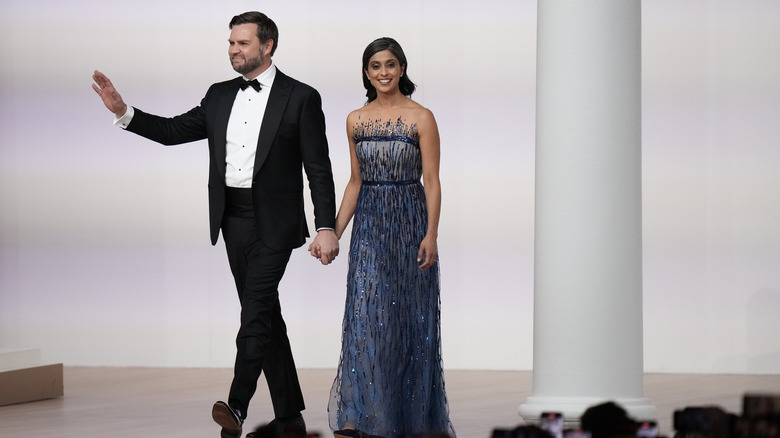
left=239, top=78, right=261, bottom=92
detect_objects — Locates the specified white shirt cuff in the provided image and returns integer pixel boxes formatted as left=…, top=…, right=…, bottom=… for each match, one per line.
left=113, top=106, right=134, bottom=129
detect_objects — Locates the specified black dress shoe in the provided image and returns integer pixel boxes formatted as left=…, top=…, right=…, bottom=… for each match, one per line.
left=212, top=401, right=243, bottom=438
left=246, top=414, right=306, bottom=437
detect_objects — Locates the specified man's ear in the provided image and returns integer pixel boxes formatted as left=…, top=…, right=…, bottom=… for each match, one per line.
left=263, top=39, right=274, bottom=57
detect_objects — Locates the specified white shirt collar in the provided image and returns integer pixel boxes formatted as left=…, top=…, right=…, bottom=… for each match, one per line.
left=244, top=62, right=276, bottom=89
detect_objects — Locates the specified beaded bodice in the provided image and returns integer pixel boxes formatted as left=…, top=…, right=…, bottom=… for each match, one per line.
left=353, top=118, right=421, bottom=184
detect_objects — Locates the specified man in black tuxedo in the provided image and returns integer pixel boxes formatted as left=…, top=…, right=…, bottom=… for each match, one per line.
left=92, top=11, right=338, bottom=438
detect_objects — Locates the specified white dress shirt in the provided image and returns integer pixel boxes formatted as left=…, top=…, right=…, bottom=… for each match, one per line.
left=224, top=64, right=276, bottom=188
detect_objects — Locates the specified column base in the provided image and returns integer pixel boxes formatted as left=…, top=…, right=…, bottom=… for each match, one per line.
left=518, top=395, right=657, bottom=428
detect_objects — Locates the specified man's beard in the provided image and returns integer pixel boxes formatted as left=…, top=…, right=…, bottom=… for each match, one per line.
left=232, top=52, right=264, bottom=75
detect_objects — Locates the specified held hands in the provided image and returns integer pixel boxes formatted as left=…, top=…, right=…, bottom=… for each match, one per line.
left=308, top=229, right=339, bottom=265
left=417, top=235, right=438, bottom=270
left=91, top=70, right=128, bottom=117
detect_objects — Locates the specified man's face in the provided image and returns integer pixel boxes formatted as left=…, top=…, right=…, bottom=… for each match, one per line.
left=228, top=23, right=271, bottom=77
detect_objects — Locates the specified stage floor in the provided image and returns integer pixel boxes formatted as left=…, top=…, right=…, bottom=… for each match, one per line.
left=1, top=367, right=778, bottom=437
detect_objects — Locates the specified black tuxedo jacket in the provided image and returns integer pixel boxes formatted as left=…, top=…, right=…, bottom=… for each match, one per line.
left=126, top=69, right=336, bottom=249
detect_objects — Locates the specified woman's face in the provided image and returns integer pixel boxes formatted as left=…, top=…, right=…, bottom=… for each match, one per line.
left=365, top=50, right=405, bottom=93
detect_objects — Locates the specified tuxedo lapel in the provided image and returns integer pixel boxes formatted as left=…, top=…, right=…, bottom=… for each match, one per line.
left=214, top=83, right=241, bottom=180
left=254, top=71, right=292, bottom=178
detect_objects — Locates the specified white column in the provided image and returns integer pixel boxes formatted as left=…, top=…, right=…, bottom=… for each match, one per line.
left=518, top=0, right=656, bottom=425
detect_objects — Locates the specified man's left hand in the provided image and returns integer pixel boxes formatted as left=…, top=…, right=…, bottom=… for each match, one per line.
left=308, top=229, right=339, bottom=265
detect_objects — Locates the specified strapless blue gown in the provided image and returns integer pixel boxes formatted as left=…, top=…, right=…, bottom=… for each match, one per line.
left=328, top=118, right=455, bottom=438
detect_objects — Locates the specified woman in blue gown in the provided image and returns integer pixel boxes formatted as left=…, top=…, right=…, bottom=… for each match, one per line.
left=325, top=37, right=455, bottom=438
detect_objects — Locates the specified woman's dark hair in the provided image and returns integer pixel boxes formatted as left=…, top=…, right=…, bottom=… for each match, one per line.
left=362, top=37, right=416, bottom=103
left=229, top=11, right=279, bottom=56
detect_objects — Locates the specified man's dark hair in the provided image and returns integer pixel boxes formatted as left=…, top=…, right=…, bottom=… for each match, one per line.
left=229, top=11, right=279, bottom=56
left=361, top=37, right=417, bottom=103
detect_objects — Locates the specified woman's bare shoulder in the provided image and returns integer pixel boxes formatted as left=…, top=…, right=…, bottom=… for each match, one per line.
left=405, top=101, right=436, bottom=126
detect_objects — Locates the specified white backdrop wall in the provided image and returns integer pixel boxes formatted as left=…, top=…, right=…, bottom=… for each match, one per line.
left=0, top=0, right=778, bottom=374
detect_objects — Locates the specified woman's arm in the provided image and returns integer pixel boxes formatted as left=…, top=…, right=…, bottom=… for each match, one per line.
left=417, top=107, right=442, bottom=270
